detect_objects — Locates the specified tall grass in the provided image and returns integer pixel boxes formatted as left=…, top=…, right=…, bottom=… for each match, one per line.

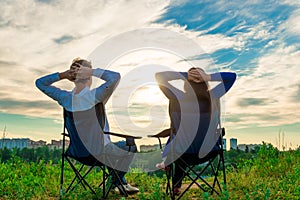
left=0, top=143, right=299, bottom=199
left=225, top=143, right=300, bottom=199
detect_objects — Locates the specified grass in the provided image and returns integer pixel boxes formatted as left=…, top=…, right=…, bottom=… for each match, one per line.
left=0, top=143, right=299, bottom=199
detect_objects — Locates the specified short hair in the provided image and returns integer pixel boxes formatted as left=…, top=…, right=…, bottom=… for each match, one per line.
left=188, top=67, right=205, bottom=73
left=70, top=57, right=92, bottom=68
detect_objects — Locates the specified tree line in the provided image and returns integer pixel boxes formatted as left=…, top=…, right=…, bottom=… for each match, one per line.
left=0, top=144, right=263, bottom=166
left=0, top=146, right=62, bottom=164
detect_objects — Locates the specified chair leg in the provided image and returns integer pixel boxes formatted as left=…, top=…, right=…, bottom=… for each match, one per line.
left=112, top=170, right=129, bottom=197
left=221, top=151, right=226, bottom=185
left=173, top=157, right=224, bottom=200
left=102, top=166, right=106, bottom=199
left=177, top=163, right=209, bottom=199
left=60, top=155, right=65, bottom=197
left=166, top=165, right=172, bottom=195
left=65, top=157, right=96, bottom=194
left=101, top=157, right=129, bottom=199
left=211, top=162, right=222, bottom=194
left=101, top=169, right=128, bottom=198
left=70, top=165, right=88, bottom=192
left=211, top=152, right=226, bottom=194
left=170, top=165, right=175, bottom=200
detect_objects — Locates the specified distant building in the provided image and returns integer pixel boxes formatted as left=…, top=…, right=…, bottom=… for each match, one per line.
left=140, top=144, right=160, bottom=152
left=230, top=138, right=238, bottom=150
left=238, top=144, right=262, bottom=152
left=0, top=138, right=30, bottom=149
left=47, top=140, right=61, bottom=150
left=28, top=140, right=47, bottom=148
left=47, top=139, right=69, bottom=150
left=0, top=138, right=69, bottom=150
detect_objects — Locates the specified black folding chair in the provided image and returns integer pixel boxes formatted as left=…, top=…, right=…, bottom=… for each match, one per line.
left=149, top=127, right=226, bottom=200
left=59, top=103, right=141, bottom=199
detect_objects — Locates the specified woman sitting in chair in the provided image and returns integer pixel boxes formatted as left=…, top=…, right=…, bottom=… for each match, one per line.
left=155, top=67, right=236, bottom=195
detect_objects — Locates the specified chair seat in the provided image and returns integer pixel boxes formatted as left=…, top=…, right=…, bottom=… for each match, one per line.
left=65, top=150, right=103, bottom=166
left=180, top=144, right=221, bottom=166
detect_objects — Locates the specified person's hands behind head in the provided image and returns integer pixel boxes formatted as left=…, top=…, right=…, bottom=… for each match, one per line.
left=59, top=69, right=77, bottom=82
left=187, top=68, right=210, bottom=83
left=188, top=68, right=203, bottom=83
left=64, top=58, right=93, bottom=82
left=74, top=63, right=94, bottom=80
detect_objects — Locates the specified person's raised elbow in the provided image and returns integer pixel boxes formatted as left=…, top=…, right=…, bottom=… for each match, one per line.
left=155, top=72, right=164, bottom=82
left=225, top=72, right=237, bottom=91
left=230, top=72, right=237, bottom=83
left=114, top=72, right=121, bottom=82
left=222, top=72, right=236, bottom=83
left=35, top=78, right=43, bottom=90
left=109, top=71, right=120, bottom=86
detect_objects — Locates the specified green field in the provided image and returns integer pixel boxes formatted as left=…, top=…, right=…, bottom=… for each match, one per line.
left=0, top=143, right=299, bottom=199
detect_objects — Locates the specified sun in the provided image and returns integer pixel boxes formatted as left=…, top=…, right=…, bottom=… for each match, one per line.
left=129, top=84, right=168, bottom=105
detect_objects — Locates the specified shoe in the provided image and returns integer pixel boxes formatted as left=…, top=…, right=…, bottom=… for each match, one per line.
left=124, top=183, right=139, bottom=193
left=114, top=186, right=119, bottom=193
left=115, top=184, right=139, bottom=195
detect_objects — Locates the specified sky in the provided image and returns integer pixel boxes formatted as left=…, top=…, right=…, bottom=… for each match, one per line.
left=0, top=0, right=300, bottom=149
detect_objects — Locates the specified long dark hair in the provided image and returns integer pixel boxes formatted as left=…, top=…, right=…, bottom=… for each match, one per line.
left=184, top=79, right=211, bottom=113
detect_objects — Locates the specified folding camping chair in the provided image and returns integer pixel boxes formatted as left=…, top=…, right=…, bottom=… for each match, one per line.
left=149, top=127, right=226, bottom=199
left=59, top=103, right=141, bottom=199
left=149, top=104, right=226, bottom=200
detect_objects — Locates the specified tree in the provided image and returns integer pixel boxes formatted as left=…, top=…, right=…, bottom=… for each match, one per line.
left=0, top=147, right=12, bottom=162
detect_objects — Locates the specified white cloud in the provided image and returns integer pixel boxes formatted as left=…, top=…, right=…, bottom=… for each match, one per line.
left=0, top=0, right=170, bottom=66
left=280, top=9, right=300, bottom=36
left=227, top=44, right=300, bottom=129
left=0, top=0, right=170, bottom=118
left=1, top=0, right=300, bottom=139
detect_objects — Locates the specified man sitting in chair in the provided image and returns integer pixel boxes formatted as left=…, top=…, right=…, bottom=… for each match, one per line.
left=35, top=57, right=139, bottom=194
left=155, top=67, right=236, bottom=195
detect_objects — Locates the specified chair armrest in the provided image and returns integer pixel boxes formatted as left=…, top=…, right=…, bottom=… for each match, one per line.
left=104, top=131, right=141, bottom=147
left=148, top=128, right=172, bottom=138
left=61, top=133, right=69, bottom=137
left=216, top=128, right=225, bottom=137
left=104, top=131, right=142, bottom=139
left=221, top=128, right=225, bottom=136
left=147, top=128, right=173, bottom=150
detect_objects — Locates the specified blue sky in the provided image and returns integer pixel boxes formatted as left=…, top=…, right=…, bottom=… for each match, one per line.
left=0, top=0, right=300, bottom=149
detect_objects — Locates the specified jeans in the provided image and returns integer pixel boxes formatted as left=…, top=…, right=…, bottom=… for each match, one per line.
left=110, top=140, right=137, bottom=185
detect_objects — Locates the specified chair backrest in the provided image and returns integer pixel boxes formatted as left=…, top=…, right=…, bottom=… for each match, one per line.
left=64, top=103, right=106, bottom=159
left=168, top=98, right=181, bottom=133
left=166, top=97, right=222, bottom=160
left=198, top=98, right=222, bottom=158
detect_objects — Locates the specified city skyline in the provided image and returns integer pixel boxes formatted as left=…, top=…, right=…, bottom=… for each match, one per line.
left=0, top=0, right=300, bottom=149
left=0, top=135, right=265, bottom=152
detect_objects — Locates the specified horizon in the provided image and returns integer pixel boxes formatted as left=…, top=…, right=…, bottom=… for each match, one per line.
left=2, top=135, right=297, bottom=152
left=1, top=130, right=297, bottom=151
left=1, top=0, right=300, bottom=150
